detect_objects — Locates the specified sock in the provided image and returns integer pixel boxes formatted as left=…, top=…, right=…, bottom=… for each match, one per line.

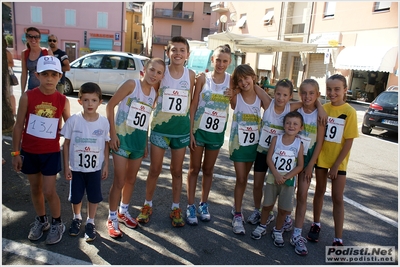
left=234, top=212, right=242, bottom=217
left=52, top=217, right=62, bottom=225
left=293, top=227, right=302, bottom=237
left=144, top=200, right=153, bottom=207
left=171, top=203, right=179, bottom=210
left=87, top=218, right=95, bottom=225
left=273, top=226, right=282, bottom=232
left=259, top=224, right=267, bottom=228
left=313, top=222, right=321, bottom=227
left=285, top=215, right=292, bottom=222
left=334, top=237, right=343, bottom=243
left=199, top=202, right=206, bottom=206
left=119, top=202, right=129, bottom=214
left=73, top=213, right=82, bottom=220
left=109, top=210, right=118, bottom=221
left=38, top=215, right=47, bottom=223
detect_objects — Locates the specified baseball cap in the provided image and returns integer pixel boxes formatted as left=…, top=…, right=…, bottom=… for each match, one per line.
left=36, top=56, right=62, bottom=74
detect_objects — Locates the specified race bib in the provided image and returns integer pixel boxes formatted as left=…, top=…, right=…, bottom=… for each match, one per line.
left=161, top=88, right=189, bottom=114
left=26, top=114, right=59, bottom=139
left=238, top=124, right=259, bottom=146
left=297, top=135, right=311, bottom=155
left=126, top=102, right=152, bottom=131
left=73, top=145, right=100, bottom=171
left=259, top=125, right=284, bottom=149
left=272, top=149, right=296, bottom=173
left=199, top=108, right=227, bottom=133
left=324, top=117, right=345, bottom=144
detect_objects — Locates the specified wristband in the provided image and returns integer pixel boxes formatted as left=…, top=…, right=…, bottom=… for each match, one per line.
left=11, top=151, right=20, bottom=157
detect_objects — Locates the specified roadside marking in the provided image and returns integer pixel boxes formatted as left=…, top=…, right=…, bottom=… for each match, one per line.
left=2, top=238, right=92, bottom=265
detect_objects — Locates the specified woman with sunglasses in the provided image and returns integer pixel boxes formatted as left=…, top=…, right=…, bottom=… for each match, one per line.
left=20, top=27, right=53, bottom=95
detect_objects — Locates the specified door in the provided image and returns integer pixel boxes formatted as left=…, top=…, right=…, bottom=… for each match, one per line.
left=171, top=25, right=181, bottom=37
left=65, top=42, right=77, bottom=61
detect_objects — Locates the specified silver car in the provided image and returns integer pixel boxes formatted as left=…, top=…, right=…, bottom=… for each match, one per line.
left=65, top=51, right=149, bottom=96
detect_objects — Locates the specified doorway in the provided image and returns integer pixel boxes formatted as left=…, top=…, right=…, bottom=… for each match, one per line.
left=65, top=42, right=77, bottom=61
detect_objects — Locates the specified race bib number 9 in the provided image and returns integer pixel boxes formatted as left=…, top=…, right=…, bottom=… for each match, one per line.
left=238, top=124, right=259, bottom=146
left=26, top=114, right=59, bottom=139
left=324, top=117, right=345, bottom=144
left=199, top=108, right=227, bottom=133
left=73, top=145, right=100, bottom=171
left=273, top=149, right=296, bottom=172
left=162, top=89, right=189, bottom=114
left=127, top=102, right=152, bottom=131
left=259, top=125, right=284, bottom=149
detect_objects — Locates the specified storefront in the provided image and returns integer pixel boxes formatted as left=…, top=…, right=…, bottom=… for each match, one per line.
left=335, top=46, right=398, bottom=102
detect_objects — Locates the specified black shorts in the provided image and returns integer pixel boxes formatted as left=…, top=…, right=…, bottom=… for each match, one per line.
left=20, top=150, right=61, bottom=175
left=68, top=170, right=103, bottom=204
left=254, top=152, right=269, bottom=173
left=315, top=165, right=346, bottom=176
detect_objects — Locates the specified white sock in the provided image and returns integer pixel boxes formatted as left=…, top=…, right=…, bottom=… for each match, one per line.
left=171, top=203, right=179, bottom=210
left=109, top=210, right=117, bottom=221
left=86, top=218, right=94, bottom=225
left=119, top=202, right=129, bottom=214
left=144, top=200, right=153, bottom=207
left=73, top=213, right=82, bottom=220
left=293, top=227, right=302, bottom=237
left=314, top=222, right=321, bottom=227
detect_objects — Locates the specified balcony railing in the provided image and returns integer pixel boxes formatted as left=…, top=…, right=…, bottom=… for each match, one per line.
left=154, top=8, right=194, bottom=21
left=153, top=35, right=193, bottom=45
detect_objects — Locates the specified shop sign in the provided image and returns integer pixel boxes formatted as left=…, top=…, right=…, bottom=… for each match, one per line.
left=309, top=32, right=341, bottom=46
left=114, top=42, right=121, bottom=46
left=90, top=33, right=114, bottom=38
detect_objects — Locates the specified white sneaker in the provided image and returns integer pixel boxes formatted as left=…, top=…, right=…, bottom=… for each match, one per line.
left=246, top=209, right=261, bottom=225
left=290, top=235, right=308, bottom=256
left=186, top=204, right=198, bottom=225
left=272, top=228, right=284, bottom=247
left=251, top=225, right=267, bottom=240
left=283, top=218, right=293, bottom=232
left=232, top=215, right=245, bottom=235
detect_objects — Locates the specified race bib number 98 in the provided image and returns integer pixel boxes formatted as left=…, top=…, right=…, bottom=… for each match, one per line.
left=199, top=108, right=227, bottom=133
left=324, top=117, right=345, bottom=144
left=162, top=89, right=189, bottom=114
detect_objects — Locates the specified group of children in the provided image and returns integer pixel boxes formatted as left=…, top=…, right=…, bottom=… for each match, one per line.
left=11, top=36, right=358, bottom=255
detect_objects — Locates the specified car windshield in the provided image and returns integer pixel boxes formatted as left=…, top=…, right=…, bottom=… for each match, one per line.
left=377, top=92, right=398, bottom=106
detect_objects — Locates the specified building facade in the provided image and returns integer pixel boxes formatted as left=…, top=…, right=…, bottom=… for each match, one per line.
left=125, top=3, right=144, bottom=54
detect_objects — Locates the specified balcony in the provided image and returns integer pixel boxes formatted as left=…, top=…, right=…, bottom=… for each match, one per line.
left=154, top=8, right=194, bottom=21
left=153, top=35, right=193, bottom=45
left=210, top=2, right=229, bottom=13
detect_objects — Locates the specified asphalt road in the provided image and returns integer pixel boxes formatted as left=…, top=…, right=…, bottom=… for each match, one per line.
left=2, top=62, right=398, bottom=265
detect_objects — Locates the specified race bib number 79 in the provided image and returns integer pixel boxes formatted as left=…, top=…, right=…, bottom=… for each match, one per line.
left=238, top=124, right=259, bottom=146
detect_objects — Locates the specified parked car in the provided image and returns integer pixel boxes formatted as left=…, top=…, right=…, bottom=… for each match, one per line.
left=64, top=51, right=149, bottom=96
left=362, top=86, right=398, bottom=135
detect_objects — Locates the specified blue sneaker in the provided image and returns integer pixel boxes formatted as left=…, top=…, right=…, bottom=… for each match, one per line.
left=197, top=202, right=211, bottom=221
left=186, top=204, right=198, bottom=225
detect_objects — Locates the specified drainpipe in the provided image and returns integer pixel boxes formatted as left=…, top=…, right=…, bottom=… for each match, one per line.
left=12, top=2, right=17, bottom=58
left=273, top=2, right=285, bottom=83
left=121, top=2, right=124, bottom=52
left=302, top=2, right=314, bottom=81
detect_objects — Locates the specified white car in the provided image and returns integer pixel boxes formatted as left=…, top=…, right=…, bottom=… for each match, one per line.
left=65, top=51, right=149, bottom=96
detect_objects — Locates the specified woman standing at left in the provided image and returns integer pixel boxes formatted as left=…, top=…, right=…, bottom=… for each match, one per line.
left=21, top=27, right=52, bottom=94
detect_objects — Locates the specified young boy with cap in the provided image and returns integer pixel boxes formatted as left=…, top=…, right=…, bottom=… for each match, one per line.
left=12, top=55, right=71, bottom=245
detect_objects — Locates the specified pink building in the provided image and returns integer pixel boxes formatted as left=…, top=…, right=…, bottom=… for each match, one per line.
left=12, top=2, right=126, bottom=61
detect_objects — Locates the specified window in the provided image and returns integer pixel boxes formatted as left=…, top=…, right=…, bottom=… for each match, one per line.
left=31, top=6, right=42, bottom=24
left=134, top=32, right=139, bottom=40
left=203, top=2, right=212, bottom=15
left=201, top=28, right=210, bottom=41
left=291, top=56, right=301, bottom=88
left=323, top=2, right=336, bottom=18
left=81, top=55, right=103, bottom=69
left=374, top=2, right=391, bottom=12
left=135, top=15, right=139, bottom=23
left=263, top=9, right=274, bottom=25
left=171, top=25, right=181, bottom=37
left=65, top=9, right=76, bottom=26
left=292, top=24, right=305, bottom=34
left=97, top=12, right=108, bottom=28
left=237, top=14, right=247, bottom=28
left=173, top=2, right=183, bottom=12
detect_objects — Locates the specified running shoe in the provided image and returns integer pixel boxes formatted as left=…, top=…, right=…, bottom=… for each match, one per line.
left=45, top=222, right=65, bottom=245
left=306, top=223, right=320, bottom=242
left=28, top=216, right=50, bottom=241
left=107, top=219, right=123, bottom=238
left=118, top=211, right=138, bottom=229
left=283, top=217, right=293, bottom=232
left=197, top=202, right=211, bottom=222
left=290, top=235, right=308, bottom=256
left=68, top=218, right=82, bottom=236
left=84, top=223, right=96, bottom=242
left=251, top=225, right=267, bottom=240
left=272, top=228, right=284, bottom=247
left=186, top=204, right=198, bottom=225
left=232, top=214, right=245, bottom=235
left=332, top=240, right=343, bottom=246
left=137, top=204, right=153, bottom=224
left=247, top=209, right=261, bottom=225
left=170, top=208, right=185, bottom=227
left=267, top=211, right=275, bottom=225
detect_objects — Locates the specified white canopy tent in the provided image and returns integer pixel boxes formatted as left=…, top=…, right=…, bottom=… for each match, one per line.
left=207, top=32, right=318, bottom=53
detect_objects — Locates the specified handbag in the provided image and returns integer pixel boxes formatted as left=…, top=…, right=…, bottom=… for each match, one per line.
left=9, top=68, right=18, bottom=86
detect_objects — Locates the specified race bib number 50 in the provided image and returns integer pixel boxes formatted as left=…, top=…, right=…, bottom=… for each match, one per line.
left=162, top=89, right=189, bottom=114
left=325, top=117, right=345, bottom=143
left=127, top=102, right=152, bottom=131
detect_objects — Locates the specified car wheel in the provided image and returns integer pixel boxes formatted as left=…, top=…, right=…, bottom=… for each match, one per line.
left=361, top=124, right=372, bottom=135
left=64, top=79, right=74, bottom=95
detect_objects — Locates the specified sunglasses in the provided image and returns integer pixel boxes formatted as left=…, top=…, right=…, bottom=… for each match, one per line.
left=26, top=34, right=40, bottom=40
left=48, top=39, right=57, bottom=43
